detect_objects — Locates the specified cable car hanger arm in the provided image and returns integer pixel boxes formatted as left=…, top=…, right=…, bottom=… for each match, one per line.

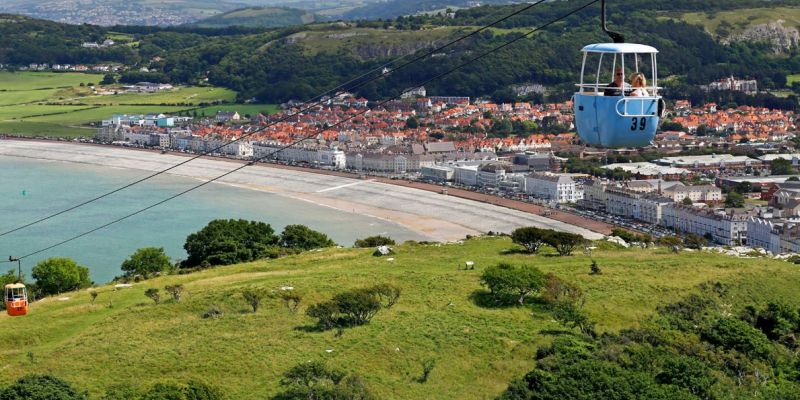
left=601, top=0, right=624, bottom=43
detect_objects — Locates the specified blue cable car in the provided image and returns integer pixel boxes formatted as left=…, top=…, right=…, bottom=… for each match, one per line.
left=573, top=0, right=665, bottom=148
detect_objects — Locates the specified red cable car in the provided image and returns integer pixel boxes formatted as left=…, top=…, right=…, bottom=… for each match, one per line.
left=5, top=283, right=28, bottom=316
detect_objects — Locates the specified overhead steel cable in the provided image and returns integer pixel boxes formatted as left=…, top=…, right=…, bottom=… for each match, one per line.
left=16, top=0, right=600, bottom=260
left=0, top=0, right=550, bottom=240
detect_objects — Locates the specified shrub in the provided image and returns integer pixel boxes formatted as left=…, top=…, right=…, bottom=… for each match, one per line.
left=241, top=287, right=266, bottom=313
left=684, top=233, right=708, bottom=249
left=201, top=305, right=223, bottom=319
left=0, top=374, right=87, bottom=400
left=368, top=283, right=401, bottom=309
left=702, top=317, right=773, bottom=360
left=141, top=383, right=184, bottom=400
left=354, top=235, right=396, bottom=248
left=541, top=274, right=584, bottom=305
left=279, top=291, right=302, bottom=313
left=145, top=288, right=161, bottom=304
left=121, top=247, right=172, bottom=278
left=551, top=300, right=595, bottom=337
left=306, top=301, right=339, bottom=330
left=165, top=284, right=185, bottom=301
left=417, top=359, right=436, bottom=384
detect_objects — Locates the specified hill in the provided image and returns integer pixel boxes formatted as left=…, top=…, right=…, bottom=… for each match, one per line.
left=0, top=0, right=799, bottom=104
left=189, top=6, right=322, bottom=28
left=2, top=236, right=800, bottom=398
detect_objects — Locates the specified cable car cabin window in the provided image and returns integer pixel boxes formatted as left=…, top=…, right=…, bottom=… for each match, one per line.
left=579, top=51, right=658, bottom=97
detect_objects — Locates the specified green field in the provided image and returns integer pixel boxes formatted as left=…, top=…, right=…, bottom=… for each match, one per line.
left=678, top=7, right=800, bottom=37
left=193, top=103, right=281, bottom=117
left=2, top=237, right=799, bottom=399
left=0, top=72, right=275, bottom=137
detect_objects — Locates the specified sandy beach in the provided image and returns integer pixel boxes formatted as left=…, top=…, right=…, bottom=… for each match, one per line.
left=0, top=140, right=605, bottom=241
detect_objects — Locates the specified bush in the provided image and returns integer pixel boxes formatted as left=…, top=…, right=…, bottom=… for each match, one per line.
left=145, top=288, right=161, bottom=304
left=481, top=263, right=545, bottom=305
left=202, top=305, right=223, bottom=319
left=183, top=219, right=279, bottom=268
left=551, top=300, right=595, bottom=336
left=241, top=287, right=266, bottom=313
left=31, top=257, right=92, bottom=296
left=165, top=284, right=185, bottom=301
left=0, top=374, right=87, bottom=400
left=306, top=285, right=395, bottom=329
left=280, top=224, right=336, bottom=250
left=541, top=274, right=584, bottom=305
left=121, top=247, right=172, bottom=278
left=702, top=317, right=773, bottom=360
left=354, top=235, right=396, bottom=248
left=278, top=291, right=302, bottom=313
left=683, top=233, right=708, bottom=249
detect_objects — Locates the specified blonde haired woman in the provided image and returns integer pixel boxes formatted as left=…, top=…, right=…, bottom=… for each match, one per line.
left=629, top=73, right=649, bottom=96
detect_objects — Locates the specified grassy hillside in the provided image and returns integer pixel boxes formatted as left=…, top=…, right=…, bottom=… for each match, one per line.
left=2, top=237, right=799, bottom=399
left=191, top=6, right=321, bottom=28
left=0, top=72, right=275, bottom=138
left=673, top=7, right=800, bottom=38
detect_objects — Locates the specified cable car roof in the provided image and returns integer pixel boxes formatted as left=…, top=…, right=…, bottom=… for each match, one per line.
left=582, top=43, right=658, bottom=54
left=4, top=283, right=25, bottom=289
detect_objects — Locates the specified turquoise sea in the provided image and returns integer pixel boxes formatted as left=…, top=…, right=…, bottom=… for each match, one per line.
left=0, top=156, right=425, bottom=283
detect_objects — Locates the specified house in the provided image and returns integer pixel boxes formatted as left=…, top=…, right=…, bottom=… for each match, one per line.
left=215, top=111, right=241, bottom=123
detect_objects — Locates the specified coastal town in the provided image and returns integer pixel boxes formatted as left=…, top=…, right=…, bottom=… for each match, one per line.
left=87, top=85, right=800, bottom=255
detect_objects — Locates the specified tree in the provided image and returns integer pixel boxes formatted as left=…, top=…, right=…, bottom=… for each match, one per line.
left=306, top=301, right=339, bottom=330
left=354, top=235, right=395, bottom=248
left=280, top=224, right=335, bottom=251
left=145, top=288, right=161, bottom=304
left=121, top=247, right=172, bottom=278
left=544, top=232, right=585, bottom=256
left=183, top=219, right=279, bottom=267
left=241, top=287, right=266, bottom=313
left=31, top=257, right=91, bottom=296
left=405, top=116, right=419, bottom=129
left=100, top=73, right=116, bottom=85
left=725, top=191, right=745, bottom=208
left=511, top=227, right=550, bottom=254
left=481, top=263, right=545, bottom=305
left=0, top=374, right=86, bottom=400
left=681, top=196, right=693, bottom=205
left=771, top=158, right=796, bottom=175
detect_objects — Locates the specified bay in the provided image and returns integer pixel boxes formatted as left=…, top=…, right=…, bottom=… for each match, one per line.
left=0, top=156, right=426, bottom=283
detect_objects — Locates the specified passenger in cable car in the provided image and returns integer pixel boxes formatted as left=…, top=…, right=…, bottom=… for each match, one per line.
left=629, top=73, right=649, bottom=97
left=603, top=67, right=629, bottom=96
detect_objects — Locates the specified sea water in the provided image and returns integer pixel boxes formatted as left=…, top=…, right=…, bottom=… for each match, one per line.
left=0, top=156, right=426, bottom=283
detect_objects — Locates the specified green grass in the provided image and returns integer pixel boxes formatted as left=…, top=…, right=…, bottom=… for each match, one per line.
left=2, top=237, right=800, bottom=399
left=787, top=74, right=800, bottom=85
left=0, top=72, right=273, bottom=137
left=192, top=103, right=280, bottom=117
left=677, top=7, right=800, bottom=37
left=0, top=72, right=99, bottom=91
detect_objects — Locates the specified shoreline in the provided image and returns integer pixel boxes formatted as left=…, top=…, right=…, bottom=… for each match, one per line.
left=0, top=139, right=607, bottom=241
